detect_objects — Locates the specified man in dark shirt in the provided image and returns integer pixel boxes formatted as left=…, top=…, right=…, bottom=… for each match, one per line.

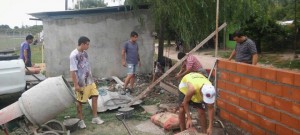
left=228, top=31, right=258, bottom=65
left=20, top=35, right=34, bottom=67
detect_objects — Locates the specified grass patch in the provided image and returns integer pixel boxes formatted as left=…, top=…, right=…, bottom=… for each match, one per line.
left=258, top=54, right=300, bottom=70
left=0, top=37, right=23, bottom=50
left=55, top=103, right=151, bottom=125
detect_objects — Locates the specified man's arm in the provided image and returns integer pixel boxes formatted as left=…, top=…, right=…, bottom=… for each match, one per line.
left=177, top=68, right=191, bottom=79
left=206, top=104, right=214, bottom=135
left=252, top=53, right=258, bottom=65
left=24, top=50, right=28, bottom=64
left=228, top=50, right=236, bottom=61
left=137, top=49, right=141, bottom=67
left=182, top=83, right=195, bottom=129
left=70, top=71, right=80, bottom=91
left=122, top=49, right=126, bottom=67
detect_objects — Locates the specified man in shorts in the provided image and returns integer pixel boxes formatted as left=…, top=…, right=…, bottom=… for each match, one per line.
left=178, top=72, right=216, bottom=135
left=70, top=36, right=104, bottom=129
left=121, top=31, right=141, bottom=94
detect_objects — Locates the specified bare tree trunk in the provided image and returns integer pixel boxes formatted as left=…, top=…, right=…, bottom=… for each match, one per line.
left=158, top=20, right=164, bottom=62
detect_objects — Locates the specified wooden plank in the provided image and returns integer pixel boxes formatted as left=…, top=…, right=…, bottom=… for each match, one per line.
left=159, top=81, right=179, bottom=96
left=126, top=23, right=227, bottom=107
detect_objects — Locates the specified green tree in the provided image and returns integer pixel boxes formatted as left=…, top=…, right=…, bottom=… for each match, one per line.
left=75, top=0, right=107, bottom=9
left=125, top=0, right=273, bottom=61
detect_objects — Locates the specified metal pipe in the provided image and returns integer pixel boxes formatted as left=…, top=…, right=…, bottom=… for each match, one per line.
left=115, top=113, right=133, bottom=135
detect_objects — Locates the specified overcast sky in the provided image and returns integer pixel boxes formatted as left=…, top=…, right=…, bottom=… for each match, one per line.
left=0, top=0, right=124, bottom=28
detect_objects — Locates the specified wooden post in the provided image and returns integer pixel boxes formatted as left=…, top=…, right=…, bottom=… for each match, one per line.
left=215, top=0, right=219, bottom=58
left=126, top=23, right=227, bottom=107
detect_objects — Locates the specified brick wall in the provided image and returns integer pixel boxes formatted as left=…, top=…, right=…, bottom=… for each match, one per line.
left=216, top=59, right=300, bottom=135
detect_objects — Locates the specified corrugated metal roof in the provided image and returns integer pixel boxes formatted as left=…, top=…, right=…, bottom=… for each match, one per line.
left=29, top=5, right=149, bottom=19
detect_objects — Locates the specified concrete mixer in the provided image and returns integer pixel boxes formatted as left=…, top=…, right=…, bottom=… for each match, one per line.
left=0, top=76, right=75, bottom=135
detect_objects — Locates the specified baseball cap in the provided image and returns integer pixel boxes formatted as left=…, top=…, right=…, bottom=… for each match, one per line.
left=201, top=84, right=216, bottom=104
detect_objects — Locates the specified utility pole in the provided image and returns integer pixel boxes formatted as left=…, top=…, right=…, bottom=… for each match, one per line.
left=65, top=0, right=68, bottom=10
left=295, top=0, right=298, bottom=58
left=215, top=0, right=219, bottom=57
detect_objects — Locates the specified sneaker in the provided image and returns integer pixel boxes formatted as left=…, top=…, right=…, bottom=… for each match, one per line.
left=78, top=120, right=86, bottom=129
left=92, top=117, right=104, bottom=125
left=125, top=88, right=133, bottom=94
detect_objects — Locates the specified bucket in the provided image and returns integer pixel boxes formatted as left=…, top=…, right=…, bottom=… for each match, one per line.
left=18, top=76, right=75, bottom=125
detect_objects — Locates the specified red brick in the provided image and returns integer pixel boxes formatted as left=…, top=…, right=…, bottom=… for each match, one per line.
left=260, top=94, right=274, bottom=106
left=236, top=63, right=248, bottom=74
left=295, top=73, right=300, bottom=87
left=252, top=79, right=267, bottom=91
left=281, top=113, right=299, bottom=129
left=236, top=86, right=248, bottom=98
left=266, top=82, right=283, bottom=96
left=277, top=70, right=294, bottom=85
left=274, top=97, right=292, bottom=113
left=220, top=72, right=229, bottom=80
left=292, top=103, right=300, bottom=116
left=252, top=102, right=265, bottom=115
left=240, top=120, right=252, bottom=132
left=220, top=110, right=230, bottom=120
left=248, top=65, right=261, bottom=78
left=217, top=80, right=226, bottom=89
left=228, top=94, right=239, bottom=105
left=239, top=98, right=252, bottom=110
left=248, top=112, right=261, bottom=125
left=230, top=73, right=241, bottom=83
left=276, top=124, right=293, bottom=135
left=241, top=76, right=253, bottom=87
left=260, top=118, right=276, bottom=131
left=236, top=108, right=248, bottom=120
left=252, top=125, right=266, bottom=135
left=261, top=68, right=277, bottom=81
left=225, top=82, right=236, bottom=93
left=294, top=131, right=300, bottom=135
left=218, top=60, right=227, bottom=69
left=217, top=100, right=226, bottom=109
left=247, top=90, right=260, bottom=101
left=264, top=107, right=281, bottom=122
left=282, top=85, right=294, bottom=99
left=229, top=114, right=241, bottom=126
left=292, top=88, right=300, bottom=102
left=226, top=103, right=237, bottom=114
left=219, top=90, right=229, bottom=100
left=226, top=61, right=237, bottom=72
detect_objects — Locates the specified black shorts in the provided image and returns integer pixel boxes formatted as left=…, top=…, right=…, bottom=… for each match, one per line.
left=178, top=91, right=206, bottom=110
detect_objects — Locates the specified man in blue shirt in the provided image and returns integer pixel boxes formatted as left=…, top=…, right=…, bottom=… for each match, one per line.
left=20, top=35, right=34, bottom=67
left=228, top=31, right=258, bottom=65
left=121, top=31, right=141, bottom=94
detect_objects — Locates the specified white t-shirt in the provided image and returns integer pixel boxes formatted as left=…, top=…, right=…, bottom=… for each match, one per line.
left=69, top=49, right=93, bottom=87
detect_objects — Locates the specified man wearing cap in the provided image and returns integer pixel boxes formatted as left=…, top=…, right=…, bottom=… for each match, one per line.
left=178, top=72, right=216, bottom=135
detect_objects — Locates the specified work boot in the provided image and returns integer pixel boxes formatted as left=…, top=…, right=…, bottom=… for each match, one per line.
left=78, top=120, right=86, bottom=129
left=92, top=117, right=104, bottom=125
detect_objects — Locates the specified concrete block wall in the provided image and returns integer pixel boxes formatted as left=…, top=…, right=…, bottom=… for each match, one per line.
left=41, top=10, right=154, bottom=78
left=216, top=59, right=300, bottom=135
